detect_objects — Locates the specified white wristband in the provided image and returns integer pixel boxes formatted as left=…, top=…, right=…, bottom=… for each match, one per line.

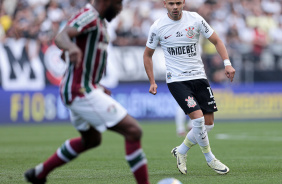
left=224, top=59, right=232, bottom=66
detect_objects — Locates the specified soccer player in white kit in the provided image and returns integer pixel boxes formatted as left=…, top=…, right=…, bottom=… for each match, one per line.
left=143, top=0, right=235, bottom=175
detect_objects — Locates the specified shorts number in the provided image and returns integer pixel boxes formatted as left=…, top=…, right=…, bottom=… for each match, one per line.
left=207, top=87, right=214, bottom=98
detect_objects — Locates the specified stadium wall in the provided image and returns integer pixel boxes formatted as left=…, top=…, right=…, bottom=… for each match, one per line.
left=1, top=40, right=282, bottom=123
left=1, top=82, right=282, bottom=124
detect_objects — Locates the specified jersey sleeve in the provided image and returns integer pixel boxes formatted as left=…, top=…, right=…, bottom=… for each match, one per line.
left=146, top=21, right=160, bottom=49
left=67, top=8, right=98, bottom=33
left=196, top=13, right=214, bottom=38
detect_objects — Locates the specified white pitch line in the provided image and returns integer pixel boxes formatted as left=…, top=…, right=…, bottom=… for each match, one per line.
left=215, top=134, right=282, bottom=141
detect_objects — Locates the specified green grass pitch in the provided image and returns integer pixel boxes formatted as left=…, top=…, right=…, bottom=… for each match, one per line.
left=0, top=121, right=282, bottom=184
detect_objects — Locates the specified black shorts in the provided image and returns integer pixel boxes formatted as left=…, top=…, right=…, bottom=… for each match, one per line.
left=167, top=79, right=218, bottom=115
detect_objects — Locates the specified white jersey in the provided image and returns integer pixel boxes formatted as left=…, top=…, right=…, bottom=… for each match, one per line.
left=146, top=11, right=214, bottom=83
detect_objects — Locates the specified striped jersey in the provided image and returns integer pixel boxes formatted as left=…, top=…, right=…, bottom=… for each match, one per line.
left=60, top=4, right=108, bottom=105
left=146, top=11, right=214, bottom=83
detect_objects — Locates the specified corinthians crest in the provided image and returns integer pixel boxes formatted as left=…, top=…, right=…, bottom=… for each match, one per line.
left=185, top=96, right=197, bottom=108
left=185, top=26, right=195, bottom=38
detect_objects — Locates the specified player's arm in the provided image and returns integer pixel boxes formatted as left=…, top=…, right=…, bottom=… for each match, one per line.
left=55, top=26, right=82, bottom=68
left=208, top=32, right=236, bottom=82
left=143, top=46, right=158, bottom=95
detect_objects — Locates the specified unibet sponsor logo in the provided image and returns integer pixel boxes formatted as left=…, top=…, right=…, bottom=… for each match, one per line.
left=167, top=44, right=197, bottom=57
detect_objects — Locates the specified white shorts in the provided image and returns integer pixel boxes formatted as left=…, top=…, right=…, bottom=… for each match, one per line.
left=68, top=88, right=127, bottom=133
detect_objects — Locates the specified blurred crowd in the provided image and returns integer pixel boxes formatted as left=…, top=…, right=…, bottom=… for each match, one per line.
left=0, top=0, right=87, bottom=50
left=0, top=0, right=282, bottom=83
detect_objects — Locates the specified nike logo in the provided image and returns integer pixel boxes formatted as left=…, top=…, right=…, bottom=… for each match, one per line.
left=164, top=35, right=172, bottom=39
left=214, top=167, right=228, bottom=173
left=202, top=136, right=206, bottom=140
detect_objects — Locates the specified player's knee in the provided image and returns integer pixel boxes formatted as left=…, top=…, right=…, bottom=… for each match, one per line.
left=117, top=115, right=143, bottom=141
left=127, top=124, right=143, bottom=141
left=85, top=138, right=101, bottom=149
left=82, top=135, right=102, bottom=149
left=192, top=117, right=205, bottom=127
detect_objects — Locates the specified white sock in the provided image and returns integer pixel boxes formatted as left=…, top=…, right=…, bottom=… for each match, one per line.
left=178, top=123, right=215, bottom=155
left=203, top=124, right=215, bottom=162
left=204, top=152, right=215, bottom=163
left=192, top=117, right=215, bottom=162
left=192, top=117, right=209, bottom=146
left=186, top=123, right=214, bottom=146
left=177, top=142, right=189, bottom=155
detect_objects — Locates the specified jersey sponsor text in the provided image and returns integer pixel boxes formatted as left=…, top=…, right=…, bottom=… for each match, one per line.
left=167, top=44, right=197, bottom=57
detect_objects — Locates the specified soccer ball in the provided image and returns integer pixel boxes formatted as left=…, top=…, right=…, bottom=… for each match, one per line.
left=157, top=178, right=182, bottom=184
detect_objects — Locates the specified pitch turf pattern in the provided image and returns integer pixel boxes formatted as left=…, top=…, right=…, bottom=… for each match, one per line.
left=0, top=121, right=282, bottom=184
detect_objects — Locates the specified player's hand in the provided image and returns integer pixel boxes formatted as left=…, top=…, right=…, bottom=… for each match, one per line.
left=99, top=84, right=112, bottom=96
left=225, top=65, right=235, bottom=82
left=149, top=83, right=158, bottom=95
left=68, top=44, right=82, bottom=68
